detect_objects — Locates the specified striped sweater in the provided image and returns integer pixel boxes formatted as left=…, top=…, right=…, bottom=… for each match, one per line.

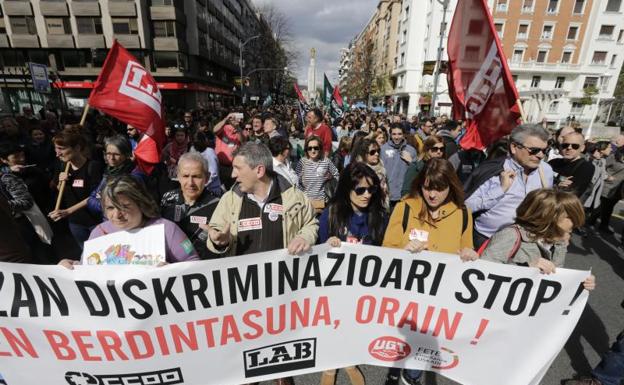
left=296, top=157, right=339, bottom=201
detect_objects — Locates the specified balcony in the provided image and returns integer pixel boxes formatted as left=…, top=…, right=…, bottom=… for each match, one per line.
left=153, top=37, right=187, bottom=51
left=77, top=35, right=106, bottom=48
left=114, top=34, right=141, bottom=49
left=0, top=35, right=10, bottom=48
left=3, top=1, right=33, bottom=16
left=150, top=5, right=185, bottom=21
left=40, top=1, right=69, bottom=16
left=508, top=61, right=582, bottom=73
left=47, top=34, right=75, bottom=48
left=517, top=33, right=528, bottom=40
left=71, top=1, right=100, bottom=16
left=521, top=6, right=533, bottom=13
left=496, top=3, right=508, bottom=12
left=10, top=34, right=40, bottom=48
left=108, top=1, right=136, bottom=17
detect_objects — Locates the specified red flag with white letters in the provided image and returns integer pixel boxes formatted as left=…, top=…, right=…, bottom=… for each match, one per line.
left=447, top=0, right=521, bottom=150
left=88, top=40, right=165, bottom=174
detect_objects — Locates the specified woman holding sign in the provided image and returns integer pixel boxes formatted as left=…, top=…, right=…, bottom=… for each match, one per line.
left=381, top=158, right=477, bottom=385
left=480, top=188, right=595, bottom=290
left=316, top=162, right=388, bottom=385
left=59, top=175, right=198, bottom=268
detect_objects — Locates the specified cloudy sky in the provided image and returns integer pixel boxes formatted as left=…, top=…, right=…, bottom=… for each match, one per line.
left=254, top=0, right=378, bottom=86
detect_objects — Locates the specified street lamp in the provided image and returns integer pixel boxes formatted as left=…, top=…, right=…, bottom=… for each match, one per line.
left=239, top=34, right=261, bottom=105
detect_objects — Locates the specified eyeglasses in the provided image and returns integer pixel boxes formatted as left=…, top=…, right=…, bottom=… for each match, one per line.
left=368, top=149, right=379, bottom=156
left=560, top=143, right=581, bottom=150
left=354, top=186, right=379, bottom=195
left=105, top=152, right=123, bottom=158
left=243, top=127, right=252, bottom=131
left=430, top=146, right=445, bottom=152
left=513, top=142, right=548, bottom=156
left=306, top=146, right=320, bottom=151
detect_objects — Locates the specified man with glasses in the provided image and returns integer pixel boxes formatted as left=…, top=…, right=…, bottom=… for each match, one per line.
left=549, top=131, right=594, bottom=198
left=465, top=124, right=553, bottom=248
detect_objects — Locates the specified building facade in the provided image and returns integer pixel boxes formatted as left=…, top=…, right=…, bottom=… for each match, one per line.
left=0, top=0, right=270, bottom=114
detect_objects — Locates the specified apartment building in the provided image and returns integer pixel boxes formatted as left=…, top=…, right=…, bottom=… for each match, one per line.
left=494, top=0, right=624, bottom=127
left=0, top=0, right=265, bottom=113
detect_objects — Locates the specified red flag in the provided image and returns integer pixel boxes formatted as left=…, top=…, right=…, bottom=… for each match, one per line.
left=88, top=40, right=165, bottom=174
left=294, top=83, right=306, bottom=103
left=332, top=85, right=344, bottom=107
left=447, top=0, right=521, bottom=150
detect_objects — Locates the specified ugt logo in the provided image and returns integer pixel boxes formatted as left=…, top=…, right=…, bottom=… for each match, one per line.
left=119, top=60, right=163, bottom=118
left=243, top=338, right=316, bottom=378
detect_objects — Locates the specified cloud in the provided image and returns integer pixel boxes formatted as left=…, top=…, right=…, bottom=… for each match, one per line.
left=253, top=0, right=378, bottom=86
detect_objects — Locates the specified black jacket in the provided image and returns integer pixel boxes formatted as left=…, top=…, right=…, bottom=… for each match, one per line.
left=463, top=157, right=506, bottom=199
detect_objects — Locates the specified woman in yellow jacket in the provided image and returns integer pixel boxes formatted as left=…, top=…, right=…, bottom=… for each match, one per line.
left=382, top=158, right=478, bottom=385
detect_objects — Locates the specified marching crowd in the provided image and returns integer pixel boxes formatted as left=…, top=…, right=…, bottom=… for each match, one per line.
left=0, top=102, right=623, bottom=385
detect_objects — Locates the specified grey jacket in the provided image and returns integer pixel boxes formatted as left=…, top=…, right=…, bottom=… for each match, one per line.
left=481, top=225, right=567, bottom=268
left=602, top=153, right=624, bottom=199
left=381, top=140, right=418, bottom=201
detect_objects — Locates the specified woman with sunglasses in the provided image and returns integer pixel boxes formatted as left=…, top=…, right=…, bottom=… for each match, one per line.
left=400, top=135, right=446, bottom=197
left=382, top=158, right=476, bottom=385
left=317, top=162, right=387, bottom=385
left=352, top=138, right=389, bottom=209
left=296, top=135, right=339, bottom=211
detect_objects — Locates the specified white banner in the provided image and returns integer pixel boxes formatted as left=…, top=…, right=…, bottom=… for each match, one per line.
left=0, top=244, right=589, bottom=385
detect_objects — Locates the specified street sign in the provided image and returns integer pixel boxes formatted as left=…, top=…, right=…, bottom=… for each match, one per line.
left=28, top=62, right=51, bottom=93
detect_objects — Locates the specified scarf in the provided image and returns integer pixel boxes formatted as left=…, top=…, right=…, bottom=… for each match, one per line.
left=105, top=159, right=135, bottom=177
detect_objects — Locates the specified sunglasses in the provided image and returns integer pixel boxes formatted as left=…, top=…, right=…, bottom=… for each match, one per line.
left=354, top=186, right=379, bottom=195
left=243, top=127, right=252, bottom=131
left=430, top=146, right=445, bottom=152
left=514, top=142, right=548, bottom=156
left=368, top=149, right=379, bottom=156
left=306, top=146, right=320, bottom=151
left=560, top=143, right=581, bottom=150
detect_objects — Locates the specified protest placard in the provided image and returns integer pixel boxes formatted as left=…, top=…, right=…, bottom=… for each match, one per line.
left=0, top=244, right=589, bottom=385
left=81, top=224, right=165, bottom=266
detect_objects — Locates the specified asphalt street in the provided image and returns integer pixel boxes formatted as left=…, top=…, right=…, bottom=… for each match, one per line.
left=258, top=205, right=624, bottom=385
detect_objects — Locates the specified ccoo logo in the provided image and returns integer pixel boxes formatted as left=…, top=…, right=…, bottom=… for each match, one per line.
left=368, top=336, right=411, bottom=361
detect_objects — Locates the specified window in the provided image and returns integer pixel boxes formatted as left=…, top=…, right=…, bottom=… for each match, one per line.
left=517, top=24, right=529, bottom=39
left=0, top=19, right=6, bottom=35
left=61, top=51, right=89, bottom=68
left=512, top=75, right=518, bottom=83
left=400, top=53, right=405, bottom=65
left=512, top=49, right=524, bottom=62
left=611, top=54, right=618, bottom=67
left=541, top=25, right=553, bottom=39
left=464, top=46, right=480, bottom=61
left=549, top=101, right=559, bottom=113
left=571, top=102, right=584, bottom=114
left=592, top=51, right=607, bottom=64
left=605, top=0, right=621, bottom=12
left=522, top=0, right=534, bottom=12
left=9, top=16, right=37, bottom=35
left=494, top=23, right=504, bottom=37
left=497, top=0, right=507, bottom=12
left=401, top=30, right=407, bottom=44
left=151, top=0, right=175, bottom=5
left=561, top=51, right=572, bottom=63
left=547, top=0, right=558, bottom=13
left=404, top=6, right=409, bottom=20
left=531, top=76, right=541, bottom=87
left=154, top=52, right=186, bottom=69
left=112, top=18, right=139, bottom=35
left=567, top=26, right=579, bottom=40
left=583, top=76, right=598, bottom=88
left=153, top=21, right=176, bottom=37
left=573, top=0, right=585, bottom=13
left=618, top=29, right=624, bottom=43
left=536, top=50, right=548, bottom=63
left=45, top=17, right=71, bottom=35
left=599, top=25, right=615, bottom=38
left=555, top=76, right=565, bottom=88
left=76, top=17, right=102, bottom=34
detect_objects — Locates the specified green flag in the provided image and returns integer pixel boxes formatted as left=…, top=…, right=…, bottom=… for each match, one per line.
left=323, top=74, right=333, bottom=106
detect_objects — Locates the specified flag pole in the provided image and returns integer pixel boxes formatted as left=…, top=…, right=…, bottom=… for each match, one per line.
left=54, top=103, right=90, bottom=211
left=516, top=99, right=527, bottom=123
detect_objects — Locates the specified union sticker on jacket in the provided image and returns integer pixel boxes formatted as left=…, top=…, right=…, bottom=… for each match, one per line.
left=409, top=228, right=429, bottom=242
left=190, top=216, right=207, bottom=225
left=238, top=217, right=262, bottom=232
left=263, top=203, right=284, bottom=214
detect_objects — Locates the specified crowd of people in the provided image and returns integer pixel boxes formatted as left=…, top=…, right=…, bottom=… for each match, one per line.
left=0, top=102, right=622, bottom=385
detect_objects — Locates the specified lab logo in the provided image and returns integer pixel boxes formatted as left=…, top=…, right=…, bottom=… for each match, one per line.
left=243, top=338, right=317, bottom=378
left=119, top=60, right=162, bottom=117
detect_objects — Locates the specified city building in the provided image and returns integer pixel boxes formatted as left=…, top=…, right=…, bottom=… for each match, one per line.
left=0, top=0, right=274, bottom=115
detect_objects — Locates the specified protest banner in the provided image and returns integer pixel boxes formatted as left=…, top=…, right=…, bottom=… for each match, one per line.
left=82, top=224, right=166, bottom=266
left=0, top=244, right=588, bottom=385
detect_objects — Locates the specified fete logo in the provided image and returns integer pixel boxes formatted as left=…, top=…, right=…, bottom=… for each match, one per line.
left=119, top=60, right=163, bottom=118
left=243, top=338, right=316, bottom=378
left=368, top=336, right=411, bottom=361
left=64, top=368, right=183, bottom=385
left=412, top=346, right=460, bottom=370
